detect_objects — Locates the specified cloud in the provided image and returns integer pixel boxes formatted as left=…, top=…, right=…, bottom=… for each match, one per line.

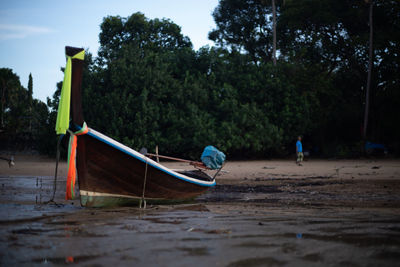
left=0, top=24, right=54, bottom=40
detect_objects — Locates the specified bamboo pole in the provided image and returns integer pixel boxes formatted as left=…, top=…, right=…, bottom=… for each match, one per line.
left=146, top=153, right=208, bottom=169
left=155, top=145, right=159, bottom=163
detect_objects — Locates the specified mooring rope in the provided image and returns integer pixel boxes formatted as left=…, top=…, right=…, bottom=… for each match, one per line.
left=44, top=134, right=63, bottom=205
left=140, top=159, right=149, bottom=209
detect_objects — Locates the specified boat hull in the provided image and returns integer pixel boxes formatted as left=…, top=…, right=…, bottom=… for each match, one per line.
left=76, top=129, right=214, bottom=207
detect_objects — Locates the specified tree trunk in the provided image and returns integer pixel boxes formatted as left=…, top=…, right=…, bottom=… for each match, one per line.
left=1, top=80, right=5, bottom=129
left=272, top=0, right=277, bottom=66
left=363, top=0, right=373, bottom=140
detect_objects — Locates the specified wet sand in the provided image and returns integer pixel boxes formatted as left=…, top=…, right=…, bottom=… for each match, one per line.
left=1, top=156, right=400, bottom=266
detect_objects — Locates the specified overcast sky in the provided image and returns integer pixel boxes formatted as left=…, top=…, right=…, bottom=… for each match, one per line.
left=0, top=0, right=218, bottom=102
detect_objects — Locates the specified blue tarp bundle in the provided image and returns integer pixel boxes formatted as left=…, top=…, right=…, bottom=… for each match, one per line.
left=201, top=145, right=226, bottom=170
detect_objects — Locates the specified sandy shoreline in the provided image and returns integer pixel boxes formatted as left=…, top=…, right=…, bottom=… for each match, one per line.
left=2, top=154, right=400, bottom=181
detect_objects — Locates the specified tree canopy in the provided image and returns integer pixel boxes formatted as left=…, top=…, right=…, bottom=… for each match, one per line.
left=0, top=69, right=51, bottom=152
left=3, top=1, right=400, bottom=157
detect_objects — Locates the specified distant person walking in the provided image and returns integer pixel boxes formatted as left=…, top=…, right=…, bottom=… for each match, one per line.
left=296, top=136, right=303, bottom=166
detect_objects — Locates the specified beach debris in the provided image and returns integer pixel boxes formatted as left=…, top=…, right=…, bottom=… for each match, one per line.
left=186, top=228, right=231, bottom=234
left=0, top=156, right=14, bottom=167
left=262, top=166, right=276, bottom=169
left=206, top=229, right=231, bottom=234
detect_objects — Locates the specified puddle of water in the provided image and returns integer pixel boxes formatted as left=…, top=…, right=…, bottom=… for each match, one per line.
left=32, top=254, right=100, bottom=265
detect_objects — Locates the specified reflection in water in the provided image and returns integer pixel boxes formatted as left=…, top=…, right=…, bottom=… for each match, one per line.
left=66, top=256, right=74, bottom=263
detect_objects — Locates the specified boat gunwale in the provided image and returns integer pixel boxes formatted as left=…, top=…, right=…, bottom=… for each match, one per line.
left=85, top=128, right=216, bottom=187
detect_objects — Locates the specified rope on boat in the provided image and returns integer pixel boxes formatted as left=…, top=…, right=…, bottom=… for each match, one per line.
left=140, top=159, right=149, bottom=209
left=212, top=162, right=226, bottom=180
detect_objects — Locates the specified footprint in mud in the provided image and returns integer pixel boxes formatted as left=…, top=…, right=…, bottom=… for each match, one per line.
left=142, top=217, right=183, bottom=224
left=47, top=227, right=108, bottom=238
left=172, top=204, right=210, bottom=212
left=11, top=228, right=61, bottom=235
left=227, top=257, right=286, bottom=267
left=233, top=241, right=275, bottom=248
left=176, top=246, right=211, bottom=256
left=187, top=228, right=231, bottom=234
left=45, top=220, right=81, bottom=225
left=302, top=253, right=323, bottom=262
left=31, top=244, right=52, bottom=250
left=374, top=250, right=400, bottom=260
left=302, top=233, right=400, bottom=247
left=120, top=224, right=137, bottom=231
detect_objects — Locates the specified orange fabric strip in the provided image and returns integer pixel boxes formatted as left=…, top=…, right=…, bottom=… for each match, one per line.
left=65, top=123, right=89, bottom=200
left=66, top=135, right=77, bottom=200
left=79, top=127, right=89, bottom=135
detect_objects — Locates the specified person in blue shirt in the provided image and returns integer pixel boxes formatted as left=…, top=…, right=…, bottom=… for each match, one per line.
left=296, top=136, right=303, bottom=166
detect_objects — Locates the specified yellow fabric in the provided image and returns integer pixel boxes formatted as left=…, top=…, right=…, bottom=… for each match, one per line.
left=55, top=49, right=85, bottom=135
left=72, top=50, right=85, bottom=60
left=55, top=56, right=72, bottom=135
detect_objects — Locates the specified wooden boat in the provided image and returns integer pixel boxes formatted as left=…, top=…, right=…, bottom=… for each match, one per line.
left=57, top=46, right=215, bottom=207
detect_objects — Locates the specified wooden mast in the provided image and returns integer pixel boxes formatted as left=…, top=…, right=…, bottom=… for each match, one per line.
left=65, top=46, right=85, bottom=127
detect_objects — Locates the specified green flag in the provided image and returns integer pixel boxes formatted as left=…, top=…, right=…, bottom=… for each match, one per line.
left=55, top=56, right=72, bottom=135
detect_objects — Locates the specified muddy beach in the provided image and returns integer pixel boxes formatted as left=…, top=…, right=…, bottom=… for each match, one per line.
left=1, top=156, right=400, bottom=266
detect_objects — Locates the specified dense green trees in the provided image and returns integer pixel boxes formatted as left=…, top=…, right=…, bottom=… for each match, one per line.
left=1, top=68, right=22, bottom=130
left=78, top=14, right=287, bottom=158
left=3, top=0, right=400, bottom=157
left=205, top=0, right=400, bottom=156
left=0, top=69, right=51, bottom=152
left=278, top=0, right=400, bottom=154
left=77, top=1, right=400, bottom=158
